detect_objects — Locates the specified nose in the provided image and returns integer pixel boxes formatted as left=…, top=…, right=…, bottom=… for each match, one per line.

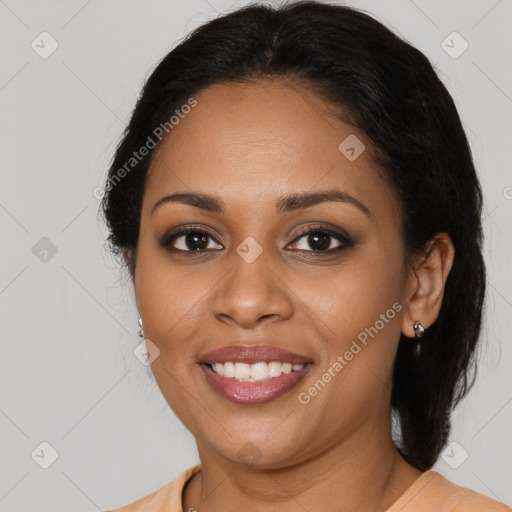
left=211, top=248, right=294, bottom=330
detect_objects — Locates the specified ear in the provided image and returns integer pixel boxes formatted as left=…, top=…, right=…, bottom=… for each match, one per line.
left=401, top=233, right=455, bottom=338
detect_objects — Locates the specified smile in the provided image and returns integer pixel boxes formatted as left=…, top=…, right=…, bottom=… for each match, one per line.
left=209, top=361, right=306, bottom=381
left=198, top=345, right=313, bottom=405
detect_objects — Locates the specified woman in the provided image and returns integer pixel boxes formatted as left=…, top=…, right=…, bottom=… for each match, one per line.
left=101, top=1, right=510, bottom=510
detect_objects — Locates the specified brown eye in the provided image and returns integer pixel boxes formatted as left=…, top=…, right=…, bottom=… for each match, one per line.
left=288, top=225, right=353, bottom=253
left=159, top=227, right=223, bottom=253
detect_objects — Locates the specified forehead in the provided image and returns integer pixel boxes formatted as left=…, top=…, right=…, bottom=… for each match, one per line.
left=144, top=80, right=392, bottom=214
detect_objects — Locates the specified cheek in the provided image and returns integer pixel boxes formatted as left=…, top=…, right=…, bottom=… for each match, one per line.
left=296, top=264, right=403, bottom=430
left=134, top=241, right=212, bottom=363
left=294, top=248, right=404, bottom=346
left=134, top=244, right=211, bottom=426
left=291, top=242, right=405, bottom=415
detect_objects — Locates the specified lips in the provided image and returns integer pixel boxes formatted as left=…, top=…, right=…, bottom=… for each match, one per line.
left=199, top=345, right=312, bottom=365
left=198, top=345, right=313, bottom=405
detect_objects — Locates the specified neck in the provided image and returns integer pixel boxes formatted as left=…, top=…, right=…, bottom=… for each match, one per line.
left=183, top=421, right=423, bottom=512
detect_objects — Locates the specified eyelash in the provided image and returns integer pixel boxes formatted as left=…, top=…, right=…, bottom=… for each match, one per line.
left=158, top=223, right=354, bottom=256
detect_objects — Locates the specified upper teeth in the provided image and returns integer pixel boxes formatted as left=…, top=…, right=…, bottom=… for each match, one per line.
left=211, top=361, right=305, bottom=381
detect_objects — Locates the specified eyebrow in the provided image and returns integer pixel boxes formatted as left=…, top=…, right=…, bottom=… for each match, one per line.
left=151, top=188, right=371, bottom=217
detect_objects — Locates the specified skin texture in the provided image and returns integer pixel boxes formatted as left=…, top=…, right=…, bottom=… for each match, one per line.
left=126, top=79, right=455, bottom=512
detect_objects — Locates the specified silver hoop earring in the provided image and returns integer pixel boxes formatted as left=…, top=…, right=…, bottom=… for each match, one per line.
left=138, top=317, right=144, bottom=338
left=413, top=321, right=425, bottom=339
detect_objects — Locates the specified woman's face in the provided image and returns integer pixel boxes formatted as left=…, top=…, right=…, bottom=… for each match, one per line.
left=133, top=79, right=411, bottom=468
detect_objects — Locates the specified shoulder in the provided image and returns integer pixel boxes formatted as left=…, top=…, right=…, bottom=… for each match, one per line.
left=437, top=473, right=511, bottom=512
left=390, top=470, right=511, bottom=512
left=448, top=488, right=512, bottom=511
left=106, top=464, right=201, bottom=512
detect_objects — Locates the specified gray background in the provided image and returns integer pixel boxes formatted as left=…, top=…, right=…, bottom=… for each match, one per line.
left=0, top=0, right=511, bottom=510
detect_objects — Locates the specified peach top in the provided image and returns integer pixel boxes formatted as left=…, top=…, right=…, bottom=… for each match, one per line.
left=108, top=464, right=511, bottom=511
